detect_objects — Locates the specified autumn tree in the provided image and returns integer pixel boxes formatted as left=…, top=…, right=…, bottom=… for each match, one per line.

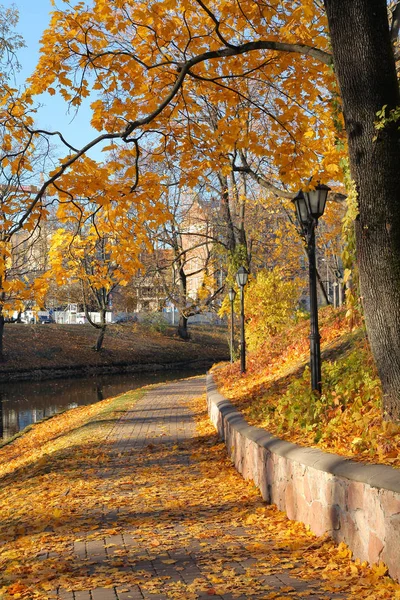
left=48, top=155, right=167, bottom=350
left=21, top=0, right=400, bottom=418
left=322, top=0, right=400, bottom=420
left=151, top=185, right=223, bottom=339
left=50, top=224, right=119, bottom=351
left=245, top=268, right=301, bottom=351
left=163, top=95, right=341, bottom=309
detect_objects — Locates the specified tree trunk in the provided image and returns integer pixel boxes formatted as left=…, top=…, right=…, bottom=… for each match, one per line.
left=178, top=314, right=190, bottom=340
left=175, top=262, right=191, bottom=340
left=95, top=326, right=106, bottom=351
left=0, top=392, right=3, bottom=439
left=324, top=0, right=400, bottom=419
left=95, top=310, right=107, bottom=352
left=0, top=313, right=4, bottom=361
left=219, top=174, right=236, bottom=252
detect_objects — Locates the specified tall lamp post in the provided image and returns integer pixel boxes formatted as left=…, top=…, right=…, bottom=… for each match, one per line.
left=236, top=266, right=249, bottom=374
left=228, top=287, right=236, bottom=363
left=292, top=184, right=330, bottom=393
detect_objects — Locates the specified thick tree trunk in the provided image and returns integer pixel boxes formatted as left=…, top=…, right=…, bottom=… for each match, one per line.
left=324, top=0, right=400, bottom=419
left=0, top=314, right=4, bottom=361
left=178, top=314, right=190, bottom=340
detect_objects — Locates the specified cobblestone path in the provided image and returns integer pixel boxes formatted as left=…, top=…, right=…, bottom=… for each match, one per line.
left=54, top=376, right=349, bottom=600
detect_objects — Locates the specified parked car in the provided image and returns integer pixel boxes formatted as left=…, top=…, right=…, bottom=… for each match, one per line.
left=39, top=316, right=54, bottom=324
left=113, top=314, right=138, bottom=324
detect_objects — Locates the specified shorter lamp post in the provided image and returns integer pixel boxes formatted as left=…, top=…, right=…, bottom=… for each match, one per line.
left=228, top=287, right=236, bottom=363
left=292, top=183, right=330, bottom=393
left=236, top=266, right=249, bottom=374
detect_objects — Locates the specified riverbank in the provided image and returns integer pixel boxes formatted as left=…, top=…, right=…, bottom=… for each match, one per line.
left=0, top=322, right=229, bottom=381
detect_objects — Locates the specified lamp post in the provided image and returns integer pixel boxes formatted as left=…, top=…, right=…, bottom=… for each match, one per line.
left=228, top=287, right=236, bottom=363
left=236, top=266, right=249, bottom=374
left=292, top=184, right=330, bottom=394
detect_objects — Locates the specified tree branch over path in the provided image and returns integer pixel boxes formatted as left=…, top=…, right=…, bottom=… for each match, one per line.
left=16, top=34, right=332, bottom=240
left=233, top=152, right=346, bottom=203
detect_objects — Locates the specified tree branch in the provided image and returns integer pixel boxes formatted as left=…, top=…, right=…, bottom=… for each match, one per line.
left=233, top=152, right=347, bottom=203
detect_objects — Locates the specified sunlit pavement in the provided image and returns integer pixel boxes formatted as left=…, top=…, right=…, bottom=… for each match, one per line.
left=49, top=376, right=356, bottom=600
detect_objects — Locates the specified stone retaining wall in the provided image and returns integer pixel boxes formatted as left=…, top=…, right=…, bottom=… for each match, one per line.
left=207, top=373, right=400, bottom=582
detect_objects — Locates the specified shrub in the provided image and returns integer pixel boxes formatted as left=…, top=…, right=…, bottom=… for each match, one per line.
left=141, top=313, right=169, bottom=335
left=245, top=268, right=301, bottom=351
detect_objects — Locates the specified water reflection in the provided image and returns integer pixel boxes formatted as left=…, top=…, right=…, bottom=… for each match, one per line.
left=0, top=367, right=207, bottom=441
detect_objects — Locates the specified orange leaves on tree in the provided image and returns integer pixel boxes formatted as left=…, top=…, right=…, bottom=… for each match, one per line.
left=26, top=0, right=346, bottom=201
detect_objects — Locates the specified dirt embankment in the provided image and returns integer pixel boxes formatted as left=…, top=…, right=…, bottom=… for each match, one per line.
left=0, top=322, right=229, bottom=381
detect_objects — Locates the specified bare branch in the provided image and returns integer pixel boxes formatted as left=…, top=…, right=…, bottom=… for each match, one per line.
left=234, top=152, right=347, bottom=203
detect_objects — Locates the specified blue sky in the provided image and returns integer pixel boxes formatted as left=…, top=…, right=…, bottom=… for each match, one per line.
left=4, top=0, right=102, bottom=160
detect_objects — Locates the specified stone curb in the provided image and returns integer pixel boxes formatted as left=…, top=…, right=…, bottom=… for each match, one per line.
left=206, top=372, right=400, bottom=582
left=207, top=374, right=400, bottom=494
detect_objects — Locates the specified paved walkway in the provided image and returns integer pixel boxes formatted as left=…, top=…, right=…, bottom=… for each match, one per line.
left=53, top=377, right=347, bottom=600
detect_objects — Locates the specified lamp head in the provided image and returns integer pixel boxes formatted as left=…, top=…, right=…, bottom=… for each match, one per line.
left=236, top=266, right=249, bottom=288
left=292, top=190, right=308, bottom=226
left=304, top=183, right=331, bottom=220
left=292, top=183, right=331, bottom=225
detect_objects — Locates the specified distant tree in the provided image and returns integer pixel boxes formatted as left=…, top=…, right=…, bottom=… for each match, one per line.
left=48, top=157, right=168, bottom=350
left=49, top=219, right=131, bottom=351
left=152, top=187, right=223, bottom=339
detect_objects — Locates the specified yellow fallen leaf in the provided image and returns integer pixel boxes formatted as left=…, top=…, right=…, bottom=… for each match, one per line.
left=161, top=559, right=176, bottom=564
left=372, top=561, right=388, bottom=577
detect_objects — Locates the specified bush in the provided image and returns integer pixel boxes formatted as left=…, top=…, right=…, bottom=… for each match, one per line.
left=141, top=313, right=169, bottom=335
left=245, top=268, right=301, bottom=351
left=250, top=340, right=384, bottom=453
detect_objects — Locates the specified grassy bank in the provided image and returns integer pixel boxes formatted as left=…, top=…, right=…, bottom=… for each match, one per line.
left=214, top=307, right=400, bottom=468
left=0, top=322, right=228, bottom=378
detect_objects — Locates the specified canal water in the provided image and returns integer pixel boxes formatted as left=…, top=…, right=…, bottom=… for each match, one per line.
left=0, top=367, right=208, bottom=442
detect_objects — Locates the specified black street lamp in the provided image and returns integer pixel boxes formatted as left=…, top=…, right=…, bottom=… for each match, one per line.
left=292, top=183, right=330, bottom=393
left=236, top=266, right=249, bottom=374
left=228, top=287, right=236, bottom=363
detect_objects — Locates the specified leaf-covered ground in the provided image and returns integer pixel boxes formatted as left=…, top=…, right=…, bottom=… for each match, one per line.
left=214, top=307, right=400, bottom=467
left=0, top=323, right=228, bottom=377
left=0, top=376, right=399, bottom=599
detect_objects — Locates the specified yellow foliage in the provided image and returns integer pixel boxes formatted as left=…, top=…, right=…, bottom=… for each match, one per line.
left=244, top=268, right=301, bottom=351
left=26, top=0, right=345, bottom=196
